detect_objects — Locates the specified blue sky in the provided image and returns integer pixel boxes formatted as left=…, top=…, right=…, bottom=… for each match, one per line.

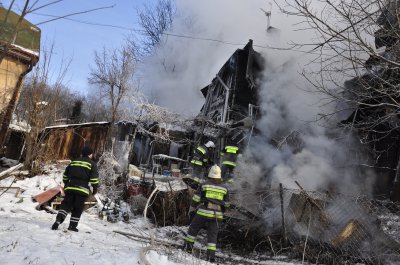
left=2, top=0, right=150, bottom=94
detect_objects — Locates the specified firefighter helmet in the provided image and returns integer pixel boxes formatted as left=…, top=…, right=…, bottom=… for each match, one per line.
left=205, top=140, right=215, bottom=148
left=82, top=146, right=93, bottom=156
left=208, top=165, right=221, bottom=179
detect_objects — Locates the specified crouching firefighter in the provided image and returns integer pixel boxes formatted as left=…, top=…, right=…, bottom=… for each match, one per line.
left=52, top=146, right=99, bottom=232
left=189, top=140, right=215, bottom=184
left=184, top=165, right=230, bottom=262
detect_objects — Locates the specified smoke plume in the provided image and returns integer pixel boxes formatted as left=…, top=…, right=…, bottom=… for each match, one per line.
left=140, top=0, right=375, bottom=195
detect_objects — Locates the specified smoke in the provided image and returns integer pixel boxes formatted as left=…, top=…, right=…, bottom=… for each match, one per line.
left=241, top=55, right=375, bottom=194
left=140, top=0, right=375, bottom=195
left=140, top=0, right=270, bottom=113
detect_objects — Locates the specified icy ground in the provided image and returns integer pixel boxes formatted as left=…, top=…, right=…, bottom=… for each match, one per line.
left=0, top=163, right=303, bottom=265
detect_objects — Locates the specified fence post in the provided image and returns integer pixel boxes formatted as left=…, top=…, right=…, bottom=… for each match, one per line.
left=280, top=183, right=287, bottom=246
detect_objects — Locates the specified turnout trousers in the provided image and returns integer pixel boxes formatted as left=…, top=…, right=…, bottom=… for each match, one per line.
left=221, top=164, right=234, bottom=182
left=185, top=214, right=219, bottom=260
left=55, top=191, right=87, bottom=229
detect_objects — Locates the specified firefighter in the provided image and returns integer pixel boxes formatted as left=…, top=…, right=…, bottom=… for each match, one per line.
left=220, top=144, right=240, bottom=182
left=51, top=146, right=99, bottom=232
left=189, top=140, right=215, bottom=183
left=184, top=165, right=230, bottom=263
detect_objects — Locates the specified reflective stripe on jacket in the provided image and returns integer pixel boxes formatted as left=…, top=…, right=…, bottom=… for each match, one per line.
left=63, top=156, right=99, bottom=196
left=190, top=144, right=209, bottom=167
left=220, top=145, right=239, bottom=167
left=191, top=180, right=230, bottom=220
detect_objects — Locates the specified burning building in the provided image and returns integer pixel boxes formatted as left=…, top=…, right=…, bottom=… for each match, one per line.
left=194, top=39, right=264, bottom=158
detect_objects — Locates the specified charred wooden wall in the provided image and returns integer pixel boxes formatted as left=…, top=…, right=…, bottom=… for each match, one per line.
left=200, top=39, right=263, bottom=125
left=195, top=39, right=263, bottom=161
left=39, top=123, right=110, bottom=160
left=117, top=121, right=191, bottom=167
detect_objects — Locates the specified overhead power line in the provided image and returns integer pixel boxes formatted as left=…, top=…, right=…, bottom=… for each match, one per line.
left=31, top=12, right=299, bottom=52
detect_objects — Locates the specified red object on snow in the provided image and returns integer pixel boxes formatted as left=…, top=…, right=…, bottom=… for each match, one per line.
left=32, top=185, right=64, bottom=205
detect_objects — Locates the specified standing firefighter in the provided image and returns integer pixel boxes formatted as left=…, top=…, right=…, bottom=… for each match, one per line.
left=190, top=140, right=215, bottom=183
left=220, top=145, right=240, bottom=182
left=184, top=165, right=230, bottom=262
left=51, top=146, right=99, bottom=232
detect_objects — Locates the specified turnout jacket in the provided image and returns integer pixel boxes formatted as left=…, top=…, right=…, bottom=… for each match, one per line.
left=190, top=144, right=211, bottom=167
left=220, top=145, right=240, bottom=167
left=63, top=156, right=99, bottom=196
left=191, top=179, right=230, bottom=220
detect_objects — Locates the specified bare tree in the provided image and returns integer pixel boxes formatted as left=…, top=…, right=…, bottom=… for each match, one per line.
left=0, top=0, right=116, bottom=153
left=18, top=44, right=70, bottom=174
left=130, top=0, right=175, bottom=57
left=275, top=0, right=400, bottom=197
left=88, top=46, right=137, bottom=147
left=276, top=0, right=400, bottom=133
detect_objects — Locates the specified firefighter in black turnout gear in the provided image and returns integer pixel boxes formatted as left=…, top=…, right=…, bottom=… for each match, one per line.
left=220, top=145, right=240, bottom=183
left=184, top=165, right=230, bottom=262
left=190, top=140, right=215, bottom=184
left=51, top=146, right=99, bottom=232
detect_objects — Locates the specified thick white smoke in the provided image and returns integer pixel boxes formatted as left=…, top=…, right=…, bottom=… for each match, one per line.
left=140, top=0, right=375, bottom=195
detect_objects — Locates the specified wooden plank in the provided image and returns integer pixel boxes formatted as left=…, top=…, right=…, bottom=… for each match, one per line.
left=0, top=163, right=23, bottom=180
left=32, top=186, right=63, bottom=205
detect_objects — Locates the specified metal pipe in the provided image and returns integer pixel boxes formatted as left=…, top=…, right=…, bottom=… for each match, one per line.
left=216, top=74, right=230, bottom=124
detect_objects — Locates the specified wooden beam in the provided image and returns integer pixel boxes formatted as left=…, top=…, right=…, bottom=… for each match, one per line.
left=0, top=163, right=23, bottom=180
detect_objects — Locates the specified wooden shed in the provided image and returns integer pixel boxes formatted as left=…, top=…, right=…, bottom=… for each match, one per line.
left=39, top=122, right=110, bottom=160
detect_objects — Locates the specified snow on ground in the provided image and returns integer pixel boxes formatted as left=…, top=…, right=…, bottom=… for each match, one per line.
left=0, top=164, right=302, bottom=265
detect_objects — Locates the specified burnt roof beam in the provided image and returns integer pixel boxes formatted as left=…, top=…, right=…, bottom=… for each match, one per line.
left=216, top=74, right=231, bottom=124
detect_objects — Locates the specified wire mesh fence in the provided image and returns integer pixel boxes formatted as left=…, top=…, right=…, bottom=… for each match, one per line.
left=226, top=186, right=400, bottom=264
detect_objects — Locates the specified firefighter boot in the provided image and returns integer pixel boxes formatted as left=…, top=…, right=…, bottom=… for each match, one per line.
left=183, top=241, right=193, bottom=253
left=207, top=250, right=216, bottom=263
left=51, top=221, right=60, bottom=230
left=67, top=224, right=79, bottom=232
